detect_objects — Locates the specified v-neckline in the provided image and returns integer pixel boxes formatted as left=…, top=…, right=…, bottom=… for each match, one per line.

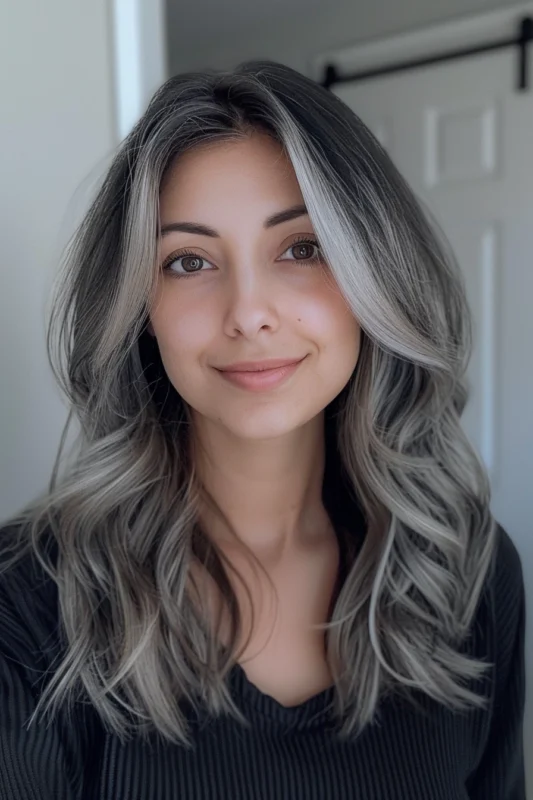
left=228, top=661, right=337, bottom=730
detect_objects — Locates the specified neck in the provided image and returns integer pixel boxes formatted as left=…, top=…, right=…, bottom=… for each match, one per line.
left=191, top=411, right=332, bottom=561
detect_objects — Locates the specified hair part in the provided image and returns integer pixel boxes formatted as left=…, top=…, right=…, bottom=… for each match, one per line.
left=0, top=60, right=497, bottom=747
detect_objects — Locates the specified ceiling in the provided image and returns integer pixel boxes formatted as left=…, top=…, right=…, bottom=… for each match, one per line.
left=165, top=0, right=330, bottom=42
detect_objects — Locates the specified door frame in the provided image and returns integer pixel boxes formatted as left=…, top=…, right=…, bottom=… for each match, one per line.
left=110, top=0, right=168, bottom=142
left=309, top=2, right=533, bottom=86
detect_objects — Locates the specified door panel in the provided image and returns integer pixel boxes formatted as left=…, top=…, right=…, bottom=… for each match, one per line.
left=333, top=49, right=533, bottom=535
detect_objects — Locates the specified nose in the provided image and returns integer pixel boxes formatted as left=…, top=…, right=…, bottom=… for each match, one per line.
left=222, top=265, right=280, bottom=340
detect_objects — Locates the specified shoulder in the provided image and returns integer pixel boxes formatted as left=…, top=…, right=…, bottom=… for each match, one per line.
left=487, top=522, right=525, bottom=634
left=0, top=525, right=98, bottom=795
left=460, top=521, right=525, bottom=682
left=476, top=521, right=526, bottom=681
left=0, top=522, right=61, bottom=666
left=491, top=521, right=523, bottom=591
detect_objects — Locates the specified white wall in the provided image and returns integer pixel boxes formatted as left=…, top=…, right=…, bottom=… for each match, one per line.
left=167, top=0, right=527, bottom=76
left=0, top=1, right=116, bottom=520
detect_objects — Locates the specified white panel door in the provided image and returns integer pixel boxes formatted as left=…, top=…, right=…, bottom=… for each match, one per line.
left=333, top=47, right=533, bottom=786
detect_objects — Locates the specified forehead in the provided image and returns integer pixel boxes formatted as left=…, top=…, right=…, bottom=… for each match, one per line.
left=159, top=134, right=301, bottom=212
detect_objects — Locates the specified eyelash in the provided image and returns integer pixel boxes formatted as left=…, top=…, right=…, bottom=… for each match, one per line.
left=160, top=236, right=324, bottom=279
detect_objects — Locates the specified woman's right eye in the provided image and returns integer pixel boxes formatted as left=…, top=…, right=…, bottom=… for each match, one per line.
left=162, top=250, right=216, bottom=278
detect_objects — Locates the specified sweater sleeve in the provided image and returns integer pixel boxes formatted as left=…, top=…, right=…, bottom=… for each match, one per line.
left=465, top=524, right=527, bottom=800
left=0, top=546, right=84, bottom=800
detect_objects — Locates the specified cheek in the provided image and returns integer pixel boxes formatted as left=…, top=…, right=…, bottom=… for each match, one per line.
left=303, top=285, right=361, bottom=393
left=149, top=297, right=212, bottom=394
left=152, top=291, right=204, bottom=352
left=297, top=280, right=360, bottom=349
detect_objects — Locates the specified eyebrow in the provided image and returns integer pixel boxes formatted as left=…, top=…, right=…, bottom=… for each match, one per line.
left=159, top=204, right=309, bottom=238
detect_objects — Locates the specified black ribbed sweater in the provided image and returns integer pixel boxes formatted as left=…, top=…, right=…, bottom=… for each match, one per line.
left=0, top=523, right=526, bottom=799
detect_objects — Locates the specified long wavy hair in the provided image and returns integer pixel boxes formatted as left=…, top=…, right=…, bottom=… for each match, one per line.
left=0, top=59, right=498, bottom=747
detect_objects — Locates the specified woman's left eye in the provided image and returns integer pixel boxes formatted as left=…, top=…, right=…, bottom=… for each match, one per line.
left=280, top=238, right=324, bottom=265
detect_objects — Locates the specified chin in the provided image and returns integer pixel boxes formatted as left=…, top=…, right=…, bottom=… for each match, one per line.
left=218, top=406, right=315, bottom=441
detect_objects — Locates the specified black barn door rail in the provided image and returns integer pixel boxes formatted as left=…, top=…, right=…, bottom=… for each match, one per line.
left=321, top=15, right=533, bottom=92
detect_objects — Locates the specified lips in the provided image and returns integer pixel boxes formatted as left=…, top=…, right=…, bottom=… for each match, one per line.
left=215, top=356, right=306, bottom=391
left=217, top=357, right=305, bottom=373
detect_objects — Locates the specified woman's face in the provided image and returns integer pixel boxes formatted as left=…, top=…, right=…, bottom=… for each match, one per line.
left=149, top=132, right=361, bottom=440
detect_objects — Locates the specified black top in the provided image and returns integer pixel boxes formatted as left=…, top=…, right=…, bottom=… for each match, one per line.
left=0, top=522, right=526, bottom=800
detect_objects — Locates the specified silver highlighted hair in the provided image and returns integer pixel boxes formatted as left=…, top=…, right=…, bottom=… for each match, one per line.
left=0, top=60, right=497, bottom=747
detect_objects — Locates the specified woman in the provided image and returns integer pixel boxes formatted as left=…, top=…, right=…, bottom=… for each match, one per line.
left=0, top=60, right=526, bottom=799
